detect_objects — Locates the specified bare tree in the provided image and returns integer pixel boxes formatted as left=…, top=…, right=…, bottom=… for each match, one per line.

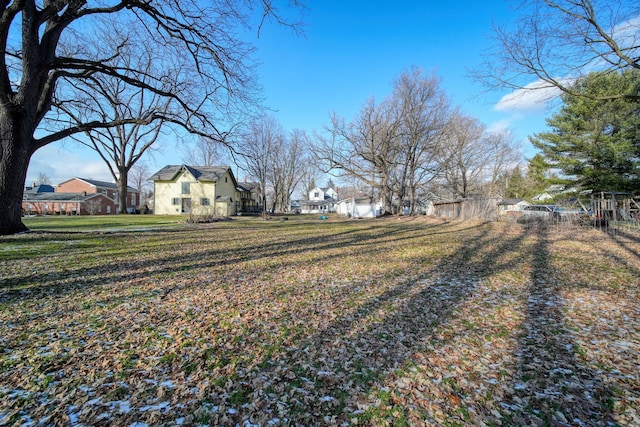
left=298, top=159, right=321, bottom=199
left=315, top=99, right=401, bottom=213
left=269, top=129, right=307, bottom=212
left=182, top=136, right=231, bottom=167
left=439, top=112, right=488, bottom=199
left=36, top=172, right=52, bottom=186
left=238, top=115, right=284, bottom=212
left=478, top=0, right=640, bottom=101
left=481, top=130, right=522, bottom=197
left=390, top=68, right=450, bottom=214
left=0, top=0, right=305, bottom=234
left=60, top=34, right=178, bottom=214
left=129, top=162, right=153, bottom=206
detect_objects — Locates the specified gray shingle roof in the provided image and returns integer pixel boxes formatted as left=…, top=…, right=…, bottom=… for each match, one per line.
left=149, top=165, right=233, bottom=182
left=24, top=184, right=55, bottom=194
left=63, top=177, right=138, bottom=192
left=23, top=192, right=102, bottom=202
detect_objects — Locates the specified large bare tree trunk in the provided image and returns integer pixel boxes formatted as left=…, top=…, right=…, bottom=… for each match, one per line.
left=0, top=112, right=31, bottom=234
left=117, top=168, right=129, bottom=214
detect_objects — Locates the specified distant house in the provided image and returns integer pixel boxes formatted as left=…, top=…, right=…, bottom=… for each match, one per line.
left=22, top=192, right=116, bottom=216
left=57, top=177, right=140, bottom=213
left=336, top=196, right=383, bottom=218
left=150, top=165, right=242, bottom=216
left=299, top=186, right=338, bottom=214
left=236, top=181, right=262, bottom=214
left=497, top=198, right=529, bottom=218
left=532, top=192, right=554, bottom=202
left=24, top=183, right=55, bottom=194
left=532, top=184, right=578, bottom=202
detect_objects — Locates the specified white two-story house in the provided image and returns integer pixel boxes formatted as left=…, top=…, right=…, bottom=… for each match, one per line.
left=299, top=186, right=338, bottom=214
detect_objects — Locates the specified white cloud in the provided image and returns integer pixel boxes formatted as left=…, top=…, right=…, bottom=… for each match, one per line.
left=486, top=119, right=513, bottom=134
left=27, top=145, right=114, bottom=186
left=493, top=80, right=564, bottom=112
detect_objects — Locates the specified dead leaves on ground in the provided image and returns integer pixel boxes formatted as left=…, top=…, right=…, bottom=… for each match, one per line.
left=1, top=218, right=639, bottom=426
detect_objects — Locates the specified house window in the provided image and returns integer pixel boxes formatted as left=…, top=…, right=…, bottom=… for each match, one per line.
left=107, top=206, right=112, bottom=214
left=102, top=189, right=107, bottom=196
left=314, top=192, right=319, bottom=198
left=225, top=177, right=228, bottom=183
left=171, top=197, right=180, bottom=205
left=181, top=182, right=190, bottom=194
left=201, top=198, right=210, bottom=206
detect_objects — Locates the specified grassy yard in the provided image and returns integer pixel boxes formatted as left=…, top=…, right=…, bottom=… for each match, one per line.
left=1, top=216, right=639, bottom=426
left=22, top=214, right=185, bottom=232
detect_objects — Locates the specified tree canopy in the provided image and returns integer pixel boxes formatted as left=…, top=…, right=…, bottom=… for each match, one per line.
left=0, top=0, right=304, bottom=234
left=480, top=0, right=640, bottom=101
left=530, top=70, right=640, bottom=192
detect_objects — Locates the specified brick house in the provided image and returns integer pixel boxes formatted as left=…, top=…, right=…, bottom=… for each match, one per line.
left=22, top=192, right=117, bottom=216
left=56, top=177, right=141, bottom=213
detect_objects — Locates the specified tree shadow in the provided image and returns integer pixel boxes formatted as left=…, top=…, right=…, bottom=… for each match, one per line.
left=501, top=227, right=615, bottom=426
left=605, top=228, right=640, bottom=261
left=0, top=218, right=471, bottom=306
left=0, top=220, right=537, bottom=425
left=203, top=222, right=534, bottom=425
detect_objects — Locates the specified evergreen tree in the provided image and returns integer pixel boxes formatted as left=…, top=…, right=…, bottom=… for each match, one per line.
left=530, top=70, right=640, bottom=192
left=502, top=165, right=529, bottom=199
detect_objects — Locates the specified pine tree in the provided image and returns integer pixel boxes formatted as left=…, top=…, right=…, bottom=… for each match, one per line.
left=530, top=70, right=640, bottom=192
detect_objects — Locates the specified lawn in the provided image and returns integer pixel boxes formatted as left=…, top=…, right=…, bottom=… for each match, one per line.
left=22, top=214, right=185, bottom=232
left=1, top=216, right=639, bottom=426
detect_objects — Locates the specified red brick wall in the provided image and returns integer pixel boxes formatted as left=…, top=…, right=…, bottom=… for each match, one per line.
left=22, top=196, right=118, bottom=216
left=56, top=179, right=96, bottom=194
left=56, top=179, right=140, bottom=209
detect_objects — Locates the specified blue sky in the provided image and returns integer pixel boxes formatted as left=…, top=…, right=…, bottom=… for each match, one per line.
left=27, top=0, right=554, bottom=186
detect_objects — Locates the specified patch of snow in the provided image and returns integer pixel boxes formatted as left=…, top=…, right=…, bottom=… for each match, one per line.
left=139, top=401, right=170, bottom=412
left=116, top=401, right=131, bottom=414
left=85, top=397, right=102, bottom=406
left=551, top=368, right=573, bottom=375
left=96, top=412, right=110, bottom=421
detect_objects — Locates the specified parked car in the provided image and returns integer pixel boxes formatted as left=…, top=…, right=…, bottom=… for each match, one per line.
left=520, top=205, right=587, bottom=222
left=520, top=204, right=563, bottom=221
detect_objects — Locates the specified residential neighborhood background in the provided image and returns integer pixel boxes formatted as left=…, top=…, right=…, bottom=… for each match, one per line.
left=23, top=164, right=640, bottom=224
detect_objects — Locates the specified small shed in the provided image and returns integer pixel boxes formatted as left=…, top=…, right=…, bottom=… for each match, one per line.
left=336, top=197, right=383, bottom=218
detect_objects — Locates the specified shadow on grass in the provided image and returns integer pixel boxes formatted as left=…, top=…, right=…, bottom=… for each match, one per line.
left=203, top=222, right=534, bottom=425
left=0, top=218, right=466, bottom=305
left=606, top=228, right=640, bottom=261
left=501, top=228, right=615, bottom=426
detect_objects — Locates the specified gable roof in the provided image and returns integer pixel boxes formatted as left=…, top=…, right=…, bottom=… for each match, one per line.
left=25, top=184, right=55, bottom=194
left=237, top=182, right=260, bottom=193
left=23, top=192, right=108, bottom=202
left=58, top=177, right=138, bottom=192
left=150, top=165, right=236, bottom=185
left=498, top=198, right=527, bottom=206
